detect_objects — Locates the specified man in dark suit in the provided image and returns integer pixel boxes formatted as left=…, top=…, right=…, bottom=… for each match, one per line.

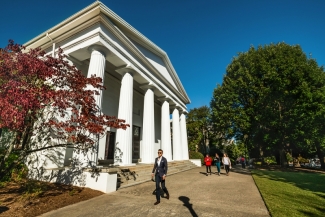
left=151, top=149, right=169, bottom=205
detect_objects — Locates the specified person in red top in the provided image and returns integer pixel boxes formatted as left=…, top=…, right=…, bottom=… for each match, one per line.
left=204, top=154, right=212, bottom=176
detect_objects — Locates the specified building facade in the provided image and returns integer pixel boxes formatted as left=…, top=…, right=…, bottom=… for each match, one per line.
left=25, top=1, right=190, bottom=167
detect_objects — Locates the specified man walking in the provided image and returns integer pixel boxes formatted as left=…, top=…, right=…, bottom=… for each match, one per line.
left=152, top=149, right=169, bottom=205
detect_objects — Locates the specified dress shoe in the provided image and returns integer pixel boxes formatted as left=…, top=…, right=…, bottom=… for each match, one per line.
left=154, top=201, right=160, bottom=205
left=166, top=193, right=170, bottom=200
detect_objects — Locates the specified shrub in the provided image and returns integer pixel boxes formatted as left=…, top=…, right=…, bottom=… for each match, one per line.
left=286, top=152, right=293, bottom=162
left=189, top=151, right=204, bottom=165
left=21, top=180, right=47, bottom=199
left=264, top=156, right=277, bottom=166
left=0, top=151, right=27, bottom=182
left=297, top=156, right=309, bottom=164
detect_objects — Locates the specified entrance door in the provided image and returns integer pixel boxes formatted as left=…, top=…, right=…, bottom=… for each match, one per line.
left=105, top=132, right=116, bottom=160
left=132, top=126, right=140, bottom=159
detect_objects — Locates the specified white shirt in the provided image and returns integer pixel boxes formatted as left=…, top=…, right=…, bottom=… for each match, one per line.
left=223, top=157, right=230, bottom=165
left=157, top=157, right=162, bottom=166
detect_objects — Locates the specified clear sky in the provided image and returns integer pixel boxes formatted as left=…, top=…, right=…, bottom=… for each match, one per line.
left=1, top=0, right=324, bottom=110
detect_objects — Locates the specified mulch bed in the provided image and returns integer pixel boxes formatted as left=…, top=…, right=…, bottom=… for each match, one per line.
left=0, top=181, right=103, bottom=217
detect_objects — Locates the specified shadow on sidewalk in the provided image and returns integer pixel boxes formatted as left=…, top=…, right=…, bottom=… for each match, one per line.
left=179, top=196, right=198, bottom=217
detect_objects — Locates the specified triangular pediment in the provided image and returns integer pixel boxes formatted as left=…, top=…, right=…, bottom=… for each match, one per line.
left=127, top=38, right=179, bottom=90
left=23, top=1, right=190, bottom=105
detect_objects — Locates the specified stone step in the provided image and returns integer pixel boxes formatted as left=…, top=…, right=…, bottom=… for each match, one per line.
left=117, top=160, right=198, bottom=189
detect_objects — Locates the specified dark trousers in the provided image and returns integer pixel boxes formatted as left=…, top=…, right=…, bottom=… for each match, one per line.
left=215, top=162, right=221, bottom=173
left=206, top=165, right=211, bottom=174
left=225, top=165, right=230, bottom=174
left=241, top=162, right=246, bottom=168
left=155, top=174, right=168, bottom=202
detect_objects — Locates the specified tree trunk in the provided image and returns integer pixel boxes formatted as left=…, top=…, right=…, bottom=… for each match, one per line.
left=279, top=149, right=288, bottom=168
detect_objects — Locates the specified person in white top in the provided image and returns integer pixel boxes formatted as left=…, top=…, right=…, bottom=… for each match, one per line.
left=222, top=153, right=232, bottom=176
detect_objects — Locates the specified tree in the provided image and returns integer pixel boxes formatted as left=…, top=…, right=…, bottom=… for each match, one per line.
left=187, top=106, right=211, bottom=154
left=0, top=40, right=129, bottom=179
left=210, top=43, right=325, bottom=168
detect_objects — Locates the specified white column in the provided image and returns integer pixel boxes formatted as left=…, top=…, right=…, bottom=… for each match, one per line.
left=115, top=72, right=134, bottom=166
left=87, top=46, right=107, bottom=108
left=172, top=107, right=182, bottom=160
left=141, top=87, right=155, bottom=163
left=180, top=112, right=189, bottom=160
left=85, top=45, right=107, bottom=167
left=160, top=99, right=172, bottom=161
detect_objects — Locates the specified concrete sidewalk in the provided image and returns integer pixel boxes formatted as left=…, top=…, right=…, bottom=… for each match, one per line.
left=40, top=166, right=269, bottom=217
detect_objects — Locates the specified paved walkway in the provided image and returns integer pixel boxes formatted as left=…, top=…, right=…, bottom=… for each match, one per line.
left=40, top=166, right=269, bottom=217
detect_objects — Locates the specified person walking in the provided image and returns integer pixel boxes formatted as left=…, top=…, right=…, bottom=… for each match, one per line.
left=222, top=153, right=231, bottom=176
left=241, top=155, right=246, bottom=168
left=204, top=154, right=212, bottom=176
left=152, top=149, right=169, bottom=205
left=214, top=153, right=221, bottom=176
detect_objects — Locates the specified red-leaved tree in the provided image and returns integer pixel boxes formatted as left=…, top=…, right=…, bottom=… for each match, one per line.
left=0, top=40, right=129, bottom=179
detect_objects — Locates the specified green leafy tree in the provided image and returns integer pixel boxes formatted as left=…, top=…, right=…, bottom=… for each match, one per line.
left=187, top=106, right=211, bottom=154
left=210, top=43, right=325, bottom=168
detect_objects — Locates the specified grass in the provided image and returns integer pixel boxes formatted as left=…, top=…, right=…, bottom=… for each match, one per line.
left=252, top=170, right=325, bottom=217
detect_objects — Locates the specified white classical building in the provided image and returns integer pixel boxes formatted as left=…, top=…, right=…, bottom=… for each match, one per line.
left=25, top=1, right=190, bottom=168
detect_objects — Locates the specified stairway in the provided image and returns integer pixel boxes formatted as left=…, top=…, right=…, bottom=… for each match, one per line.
left=117, top=160, right=198, bottom=189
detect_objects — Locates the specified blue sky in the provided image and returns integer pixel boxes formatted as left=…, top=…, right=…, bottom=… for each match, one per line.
left=1, top=0, right=324, bottom=111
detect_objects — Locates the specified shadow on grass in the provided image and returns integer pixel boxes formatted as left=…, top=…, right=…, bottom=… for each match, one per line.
left=253, top=170, right=325, bottom=216
left=299, top=207, right=325, bottom=217
left=253, top=169, right=325, bottom=194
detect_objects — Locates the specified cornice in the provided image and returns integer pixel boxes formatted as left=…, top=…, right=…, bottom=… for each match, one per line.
left=24, top=2, right=101, bottom=48
left=23, top=1, right=190, bottom=104
left=98, top=15, right=189, bottom=105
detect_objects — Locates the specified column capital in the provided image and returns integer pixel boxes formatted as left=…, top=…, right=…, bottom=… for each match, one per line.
left=140, top=83, right=155, bottom=91
left=157, top=96, right=171, bottom=103
left=170, top=104, right=182, bottom=110
left=88, top=44, right=110, bottom=57
left=116, top=64, right=137, bottom=76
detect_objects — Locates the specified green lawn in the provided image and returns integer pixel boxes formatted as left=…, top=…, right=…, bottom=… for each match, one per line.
left=252, top=170, right=325, bottom=217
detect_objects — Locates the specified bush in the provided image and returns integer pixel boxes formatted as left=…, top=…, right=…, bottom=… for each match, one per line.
left=286, top=153, right=293, bottom=162
left=0, top=151, right=27, bottom=182
left=21, top=180, right=47, bottom=199
left=264, top=156, right=277, bottom=166
left=297, top=156, right=309, bottom=164
left=189, top=151, right=204, bottom=165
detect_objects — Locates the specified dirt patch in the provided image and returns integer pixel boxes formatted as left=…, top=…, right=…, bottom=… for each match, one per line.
left=0, top=181, right=103, bottom=217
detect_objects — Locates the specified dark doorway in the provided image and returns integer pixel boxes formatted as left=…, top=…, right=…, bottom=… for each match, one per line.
left=105, top=131, right=116, bottom=160
left=133, top=126, right=140, bottom=159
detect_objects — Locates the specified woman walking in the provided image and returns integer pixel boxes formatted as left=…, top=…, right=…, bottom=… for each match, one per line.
left=204, top=154, right=212, bottom=176
left=214, top=153, right=221, bottom=176
left=222, top=153, right=231, bottom=176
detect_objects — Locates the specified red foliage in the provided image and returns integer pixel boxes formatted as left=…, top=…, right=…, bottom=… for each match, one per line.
left=0, top=40, right=128, bottom=148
